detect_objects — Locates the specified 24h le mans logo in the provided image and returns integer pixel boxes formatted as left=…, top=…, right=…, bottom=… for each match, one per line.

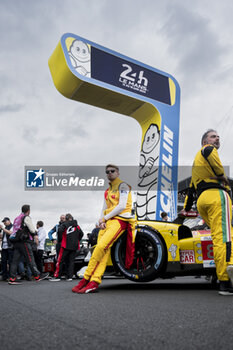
left=26, top=169, right=45, bottom=188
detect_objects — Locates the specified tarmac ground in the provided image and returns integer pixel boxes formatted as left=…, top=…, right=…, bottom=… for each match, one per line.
left=1, top=276, right=233, bottom=350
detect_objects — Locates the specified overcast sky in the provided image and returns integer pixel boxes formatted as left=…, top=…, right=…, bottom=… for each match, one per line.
left=1, top=0, right=233, bottom=233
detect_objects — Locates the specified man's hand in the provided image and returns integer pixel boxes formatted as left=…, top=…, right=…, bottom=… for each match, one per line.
left=178, top=209, right=188, bottom=217
left=99, top=218, right=106, bottom=230
left=179, top=209, right=198, bottom=218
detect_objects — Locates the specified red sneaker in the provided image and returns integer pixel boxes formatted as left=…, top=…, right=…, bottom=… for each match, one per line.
left=72, top=278, right=89, bottom=293
left=78, top=281, right=99, bottom=294
left=8, top=278, right=22, bottom=285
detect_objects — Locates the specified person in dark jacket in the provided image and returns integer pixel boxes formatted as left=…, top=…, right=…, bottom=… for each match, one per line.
left=0, top=217, right=14, bottom=281
left=50, top=214, right=83, bottom=281
left=8, top=204, right=49, bottom=284
left=48, top=214, right=66, bottom=258
left=87, top=227, right=99, bottom=249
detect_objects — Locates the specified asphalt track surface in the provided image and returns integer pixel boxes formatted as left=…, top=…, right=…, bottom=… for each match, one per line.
left=1, top=276, right=233, bottom=350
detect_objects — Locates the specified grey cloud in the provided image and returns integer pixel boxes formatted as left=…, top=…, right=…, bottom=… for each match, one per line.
left=56, top=119, right=89, bottom=144
left=161, top=4, right=228, bottom=88
left=38, top=123, right=89, bottom=148
left=0, top=103, right=24, bottom=114
left=63, top=109, right=92, bottom=139
left=212, top=65, right=233, bottom=84
left=66, top=122, right=88, bottom=138
left=22, top=126, right=38, bottom=143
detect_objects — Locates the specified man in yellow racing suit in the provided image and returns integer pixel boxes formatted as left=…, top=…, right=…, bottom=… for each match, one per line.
left=72, top=164, right=136, bottom=294
left=183, top=129, right=233, bottom=295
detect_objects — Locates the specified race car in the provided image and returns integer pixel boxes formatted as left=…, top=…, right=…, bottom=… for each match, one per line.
left=42, top=238, right=90, bottom=275
left=110, top=211, right=216, bottom=282
left=42, top=212, right=216, bottom=282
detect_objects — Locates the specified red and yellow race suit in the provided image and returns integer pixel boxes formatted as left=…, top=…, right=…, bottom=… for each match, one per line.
left=84, top=177, right=136, bottom=284
left=184, top=144, right=233, bottom=281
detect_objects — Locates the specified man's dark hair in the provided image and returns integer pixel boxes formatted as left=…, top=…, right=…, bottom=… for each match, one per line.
left=201, top=129, right=217, bottom=145
left=105, top=164, right=119, bottom=171
left=65, top=213, right=73, bottom=221
left=161, top=212, right=168, bottom=219
left=37, top=221, right=43, bottom=227
left=21, top=204, right=30, bottom=214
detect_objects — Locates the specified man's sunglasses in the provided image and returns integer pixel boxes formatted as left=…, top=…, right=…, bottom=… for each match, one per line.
left=106, top=169, right=116, bottom=174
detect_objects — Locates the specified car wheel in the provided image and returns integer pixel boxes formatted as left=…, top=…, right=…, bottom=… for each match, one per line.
left=111, top=226, right=166, bottom=282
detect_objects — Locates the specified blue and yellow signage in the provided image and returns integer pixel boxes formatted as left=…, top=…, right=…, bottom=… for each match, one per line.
left=49, top=33, right=180, bottom=221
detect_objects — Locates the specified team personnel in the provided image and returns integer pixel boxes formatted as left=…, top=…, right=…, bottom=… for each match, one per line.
left=183, top=129, right=233, bottom=295
left=48, top=214, right=66, bottom=257
left=0, top=217, right=14, bottom=281
left=50, top=214, right=83, bottom=281
left=72, top=164, right=136, bottom=294
left=34, top=221, right=47, bottom=274
left=161, top=212, right=168, bottom=221
left=8, top=205, right=49, bottom=284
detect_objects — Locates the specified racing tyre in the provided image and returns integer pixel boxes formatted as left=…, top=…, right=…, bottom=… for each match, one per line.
left=111, top=227, right=166, bottom=282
